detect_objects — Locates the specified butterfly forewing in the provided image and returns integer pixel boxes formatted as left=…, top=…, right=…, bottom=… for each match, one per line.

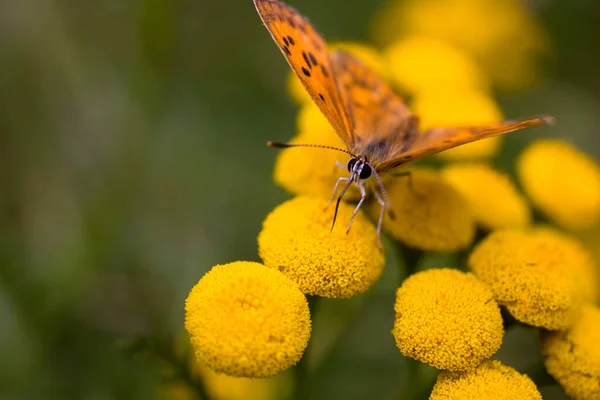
left=330, top=50, right=417, bottom=165
left=254, top=0, right=354, bottom=148
left=376, top=117, right=555, bottom=171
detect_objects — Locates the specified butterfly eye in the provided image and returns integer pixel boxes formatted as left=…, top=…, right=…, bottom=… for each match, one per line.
left=347, top=158, right=358, bottom=172
left=359, top=163, right=372, bottom=179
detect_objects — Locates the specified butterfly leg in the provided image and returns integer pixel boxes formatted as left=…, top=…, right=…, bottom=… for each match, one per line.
left=346, top=182, right=367, bottom=235
left=372, top=188, right=385, bottom=248
left=325, top=177, right=350, bottom=210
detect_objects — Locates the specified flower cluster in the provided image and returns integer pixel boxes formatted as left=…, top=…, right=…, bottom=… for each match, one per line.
left=180, top=1, right=600, bottom=399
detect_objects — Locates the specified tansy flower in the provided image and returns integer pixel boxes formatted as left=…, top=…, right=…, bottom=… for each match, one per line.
left=441, top=163, right=531, bottom=230
left=371, top=0, right=551, bottom=91
left=272, top=113, right=361, bottom=201
left=429, top=360, right=542, bottom=400
left=517, top=139, right=600, bottom=231
left=534, top=227, right=599, bottom=304
left=392, top=268, right=503, bottom=372
left=191, top=360, right=289, bottom=400
left=287, top=42, right=388, bottom=105
left=411, top=90, right=504, bottom=160
left=184, top=261, right=311, bottom=378
left=258, top=196, right=385, bottom=298
left=384, top=36, right=489, bottom=95
left=541, top=304, right=600, bottom=400
left=469, top=229, right=583, bottom=330
left=370, top=169, right=475, bottom=252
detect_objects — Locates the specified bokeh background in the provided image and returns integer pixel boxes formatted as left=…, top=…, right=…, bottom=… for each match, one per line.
left=1, top=0, right=600, bottom=399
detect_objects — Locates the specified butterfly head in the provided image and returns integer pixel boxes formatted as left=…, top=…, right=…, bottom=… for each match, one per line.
left=348, top=157, right=372, bottom=181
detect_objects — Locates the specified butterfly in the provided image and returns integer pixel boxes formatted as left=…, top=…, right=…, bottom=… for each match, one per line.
left=254, top=0, right=553, bottom=244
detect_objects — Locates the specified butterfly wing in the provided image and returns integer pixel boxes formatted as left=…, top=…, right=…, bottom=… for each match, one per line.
left=254, top=0, right=354, bottom=148
left=376, top=117, right=555, bottom=171
left=330, top=50, right=418, bottom=164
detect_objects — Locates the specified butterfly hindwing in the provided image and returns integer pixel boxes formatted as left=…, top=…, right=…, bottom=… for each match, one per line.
left=254, top=0, right=354, bottom=148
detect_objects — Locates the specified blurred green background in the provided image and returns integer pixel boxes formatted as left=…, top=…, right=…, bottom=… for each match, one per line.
left=1, top=0, right=600, bottom=399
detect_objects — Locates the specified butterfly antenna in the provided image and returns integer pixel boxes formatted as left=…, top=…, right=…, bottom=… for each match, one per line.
left=267, top=142, right=356, bottom=156
left=370, top=166, right=395, bottom=220
left=331, top=178, right=354, bottom=232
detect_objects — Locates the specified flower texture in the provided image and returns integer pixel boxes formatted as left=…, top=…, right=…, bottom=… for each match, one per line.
left=469, top=229, right=584, bottom=330
left=258, top=196, right=385, bottom=298
left=411, top=89, right=504, bottom=160
left=441, top=163, right=531, bottom=230
left=369, top=169, right=475, bottom=252
left=384, top=36, right=489, bottom=95
left=429, top=360, right=542, bottom=400
left=541, top=304, right=600, bottom=400
left=371, top=0, right=551, bottom=90
left=392, top=268, right=503, bottom=372
left=184, top=261, right=311, bottom=378
left=287, top=41, right=388, bottom=104
left=518, top=139, right=600, bottom=231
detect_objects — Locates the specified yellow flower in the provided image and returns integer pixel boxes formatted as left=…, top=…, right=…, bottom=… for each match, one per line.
left=287, top=41, right=388, bottom=104
left=184, top=261, right=311, bottom=378
left=517, top=139, right=600, bottom=231
left=272, top=104, right=361, bottom=201
left=541, top=304, right=600, bottom=400
left=430, top=360, right=542, bottom=400
left=411, top=89, right=504, bottom=160
left=384, top=36, right=489, bottom=95
left=393, top=268, right=503, bottom=372
left=441, top=163, right=531, bottom=230
left=535, top=228, right=599, bottom=303
left=371, top=0, right=551, bottom=91
left=468, top=229, right=583, bottom=330
left=191, top=360, right=290, bottom=400
left=370, top=169, right=475, bottom=252
left=258, top=196, right=385, bottom=298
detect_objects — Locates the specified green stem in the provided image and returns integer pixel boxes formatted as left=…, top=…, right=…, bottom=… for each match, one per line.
left=293, top=295, right=320, bottom=400
left=396, top=244, right=424, bottom=285
left=398, top=356, right=438, bottom=400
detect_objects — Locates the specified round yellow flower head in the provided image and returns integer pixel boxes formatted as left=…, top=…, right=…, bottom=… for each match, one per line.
left=441, top=163, right=531, bottom=230
left=370, top=169, right=475, bottom=252
left=534, top=227, right=599, bottom=303
left=392, top=268, right=503, bottom=372
left=411, top=89, right=503, bottom=160
left=430, top=360, right=542, bottom=400
left=518, top=139, right=600, bottom=231
left=190, top=360, right=289, bottom=400
left=258, top=196, right=385, bottom=298
left=541, top=304, right=600, bottom=400
left=184, top=261, right=311, bottom=378
left=384, top=36, right=489, bottom=95
left=287, top=41, right=388, bottom=104
left=272, top=111, right=360, bottom=201
left=371, top=0, right=551, bottom=91
left=469, top=229, right=584, bottom=330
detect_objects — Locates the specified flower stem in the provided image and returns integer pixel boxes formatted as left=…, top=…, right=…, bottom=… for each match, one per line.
left=398, top=356, right=438, bottom=400
left=293, top=295, right=320, bottom=400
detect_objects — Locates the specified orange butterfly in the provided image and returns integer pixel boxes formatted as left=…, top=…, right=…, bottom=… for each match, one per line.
left=254, top=0, right=553, bottom=242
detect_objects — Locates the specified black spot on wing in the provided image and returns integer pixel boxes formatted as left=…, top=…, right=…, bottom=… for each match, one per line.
left=308, top=52, right=318, bottom=66
left=287, top=35, right=295, bottom=46
left=320, top=65, right=329, bottom=77
left=318, top=93, right=325, bottom=101
left=301, top=67, right=311, bottom=77
left=283, top=36, right=289, bottom=46
left=282, top=45, right=291, bottom=55
left=302, top=51, right=312, bottom=69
